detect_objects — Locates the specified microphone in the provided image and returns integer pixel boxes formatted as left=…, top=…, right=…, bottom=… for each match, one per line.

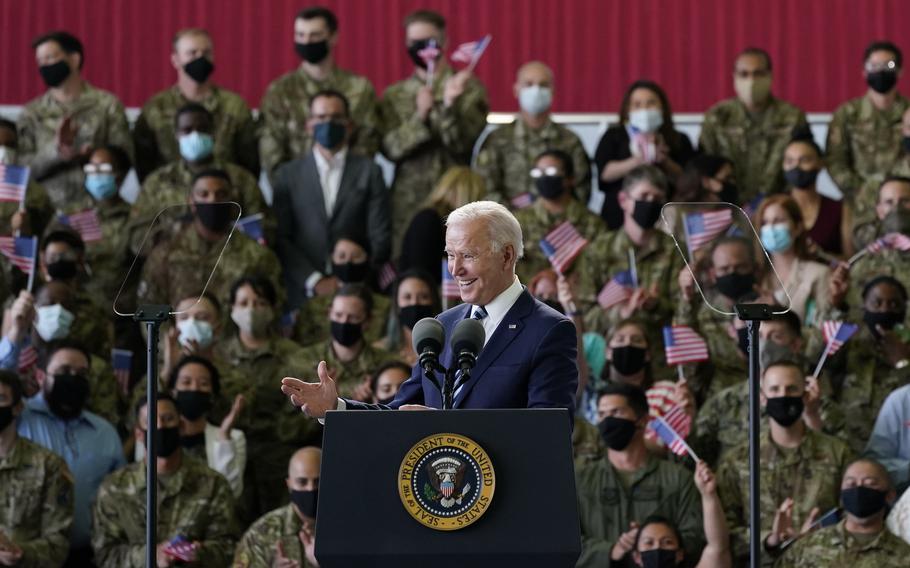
left=450, top=318, right=485, bottom=380
left=412, top=317, right=445, bottom=374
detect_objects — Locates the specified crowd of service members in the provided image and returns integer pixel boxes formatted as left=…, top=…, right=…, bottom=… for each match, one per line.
left=2, top=5, right=910, bottom=568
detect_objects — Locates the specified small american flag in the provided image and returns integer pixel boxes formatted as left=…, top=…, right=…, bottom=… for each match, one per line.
left=539, top=221, right=588, bottom=274
left=663, top=325, right=709, bottom=365
left=510, top=192, right=535, bottom=210
left=418, top=39, right=440, bottom=68
left=236, top=213, right=265, bottom=245
left=451, top=34, right=492, bottom=65
left=441, top=259, right=460, bottom=299
left=58, top=209, right=102, bottom=243
left=684, top=209, right=733, bottom=254
left=378, top=261, right=397, bottom=291
left=597, top=270, right=635, bottom=309
left=820, top=321, right=859, bottom=356
left=163, top=536, right=197, bottom=562
left=111, top=349, right=133, bottom=395
left=17, top=337, right=37, bottom=373
left=649, top=412, right=693, bottom=457
left=0, top=165, right=29, bottom=203
left=0, top=236, right=37, bottom=274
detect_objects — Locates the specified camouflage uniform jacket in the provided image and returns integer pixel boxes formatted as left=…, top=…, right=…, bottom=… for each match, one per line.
left=474, top=117, right=592, bottom=205
left=775, top=519, right=910, bottom=567
left=259, top=66, right=380, bottom=174
left=92, top=456, right=238, bottom=568
left=379, top=67, right=489, bottom=249
left=0, top=437, right=74, bottom=568
left=133, top=84, right=259, bottom=179
left=232, top=504, right=314, bottom=568
left=295, top=338, right=400, bottom=400
left=717, top=428, right=854, bottom=565
left=293, top=291, right=391, bottom=347
left=843, top=247, right=910, bottom=320
left=17, top=83, right=133, bottom=210
left=572, top=417, right=605, bottom=469
left=575, top=454, right=705, bottom=568
left=699, top=96, right=807, bottom=203
left=513, top=198, right=605, bottom=284
left=826, top=94, right=910, bottom=223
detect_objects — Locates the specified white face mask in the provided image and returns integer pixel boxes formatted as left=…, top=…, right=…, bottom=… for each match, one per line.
left=230, top=306, right=273, bottom=338
left=628, top=108, right=663, bottom=133
left=518, top=85, right=553, bottom=115
left=176, top=318, right=214, bottom=349
left=35, top=304, right=75, bottom=342
left=0, top=146, right=16, bottom=165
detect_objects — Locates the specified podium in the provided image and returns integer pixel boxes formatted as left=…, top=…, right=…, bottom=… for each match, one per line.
left=315, top=409, right=581, bottom=568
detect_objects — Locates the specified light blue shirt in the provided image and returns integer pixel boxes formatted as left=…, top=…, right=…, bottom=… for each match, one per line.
left=17, top=393, right=125, bottom=549
left=0, top=336, right=21, bottom=370
left=865, top=383, right=910, bottom=490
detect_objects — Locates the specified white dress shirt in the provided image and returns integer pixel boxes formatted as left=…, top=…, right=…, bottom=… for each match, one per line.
left=305, top=146, right=349, bottom=295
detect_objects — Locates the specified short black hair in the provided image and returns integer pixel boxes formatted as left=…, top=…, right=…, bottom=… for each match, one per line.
left=787, top=124, right=823, bottom=158
left=167, top=355, right=221, bottom=396
left=175, top=102, right=213, bottom=127
left=634, top=515, right=685, bottom=552
left=709, top=235, right=756, bottom=267
left=736, top=46, right=772, bottom=72
left=864, top=40, right=903, bottom=69
left=309, top=89, right=351, bottom=117
left=134, top=392, right=179, bottom=422
left=862, top=275, right=909, bottom=302
left=32, top=31, right=84, bottom=69
left=230, top=274, right=278, bottom=307
left=369, top=360, right=412, bottom=395
left=762, top=358, right=804, bottom=380
left=43, top=229, right=85, bottom=254
left=768, top=306, right=802, bottom=337
left=39, top=339, right=92, bottom=372
left=403, top=10, right=446, bottom=31
left=334, top=282, right=373, bottom=316
left=534, top=149, right=575, bottom=180
left=597, top=383, right=649, bottom=419
left=0, top=370, right=24, bottom=407
left=191, top=168, right=232, bottom=188
left=92, top=144, right=133, bottom=174
left=296, top=6, right=338, bottom=33
left=391, top=268, right=442, bottom=314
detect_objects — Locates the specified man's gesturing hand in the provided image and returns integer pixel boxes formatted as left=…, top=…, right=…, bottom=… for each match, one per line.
left=281, top=361, right=339, bottom=419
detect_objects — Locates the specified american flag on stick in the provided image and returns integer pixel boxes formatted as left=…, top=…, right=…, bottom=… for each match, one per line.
left=649, top=412, right=696, bottom=458
left=539, top=221, right=588, bottom=274
left=451, top=35, right=492, bottom=70
left=683, top=209, right=733, bottom=254
left=0, top=165, right=29, bottom=204
left=58, top=209, right=103, bottom=243
left=663, top=325, right=709, bottom=365
left=820, top=321, right=859, bottom=356
left=0, top=236, right=37, bottom=274
left=597, top=271, right=635, bottom=309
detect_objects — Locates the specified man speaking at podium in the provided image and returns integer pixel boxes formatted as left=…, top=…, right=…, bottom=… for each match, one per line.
left=281, top=201, right=578, bottom=419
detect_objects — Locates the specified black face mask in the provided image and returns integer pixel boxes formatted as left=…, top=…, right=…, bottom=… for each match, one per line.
left=175, top=390, right=212, bottom=421
left=598, top=416, right=638, bottom=451
left=399, top=304, right=435, bottom=330
left=841, top=486, right=888, bottom=518
left=184, top=57, right=214, bottom=83
left=864, top=310, right=905, bottom=339
left=331, top=321, right=363, bottom=347
left=784, top=167, right=820, bottom=189
left=611, top=345, right=647, bottom=376
left=46, top=372, right=89, bottom=420
left=715, top=272, right=755, bottom=301
left=313, top=121, right=347, bottom=150
left=194, top=202, right=234, bottom=233
left=535, top=176, right=565, bottom=200
left=765, top=396, right=804, bottom=427
left=867, top=70, right=898, bottom=94
left=155, top=426, right=181, bottom=458
left=39, top=60, right=71, bottom=88
left=632, top=200, right=663, bottom=229
left=718, top=181, right=738, bottom=204
left=0, top=405, right=14, bottom=432
left=332, top=261, right=369, bottom=284
left=290, top=489, right=319, bottom=519
left=641, top=548, right=679, bottom=568
left=46, top=259, right=78, bottom=280
left=903, top=136, right=910, bottom=154
left=407, top=39, right=435, bottom=69
left=295, top=40, right=329, bottom=64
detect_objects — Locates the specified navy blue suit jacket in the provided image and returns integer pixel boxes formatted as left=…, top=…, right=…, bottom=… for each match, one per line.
left=344, top=289, right=578, bottom=419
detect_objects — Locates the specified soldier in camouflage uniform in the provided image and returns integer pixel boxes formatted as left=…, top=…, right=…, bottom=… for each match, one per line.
left=380, top=10, right=489, bottom=250
left=137, top=170, right=284, bottom=309
left=133, top=28, right=258, bottom=180
left=776, top=458, right=910, bottom=567
left=699, top=48, right=807, bottom=203
left=133, top=104, right=269, bottom=231
left=0, top=371, right=74, bottom=568
left=577, top=166, right=681, bottom=381
left=474, top=61, right=591, bottom=207
left=513, top=149, right=604, bottom=283
left=260, top=6, right=380, bottom=175
left=18, top=32, right=132, bottom=211
left=296, top=284, right=400, bottom=401
left=572, top=416, right=605, bottom=469
left=716, top=361, right=853, bottom=566
left=827, top=41, right=908, bottom=224
left=93, top=395, right=237, bottom=568
left=233, top=447, right=321, bottom=568
left=0, top=119, right=54, bottom=243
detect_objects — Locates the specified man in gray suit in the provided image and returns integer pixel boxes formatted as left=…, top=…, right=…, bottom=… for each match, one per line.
left=273, top=89, right=391, bottom=309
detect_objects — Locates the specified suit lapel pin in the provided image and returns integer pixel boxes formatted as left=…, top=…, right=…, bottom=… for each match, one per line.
left=508, top=324, right=517, bottom=329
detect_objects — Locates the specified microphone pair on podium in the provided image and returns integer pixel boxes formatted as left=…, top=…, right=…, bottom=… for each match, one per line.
left=411, top=318, right=486, bottom=409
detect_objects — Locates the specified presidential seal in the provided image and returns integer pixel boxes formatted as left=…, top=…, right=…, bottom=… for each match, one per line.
left=398, top=433, right=496, bottom=531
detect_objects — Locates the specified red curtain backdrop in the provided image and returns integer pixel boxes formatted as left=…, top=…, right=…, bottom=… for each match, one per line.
left=0, top=0, right=905, bottom=112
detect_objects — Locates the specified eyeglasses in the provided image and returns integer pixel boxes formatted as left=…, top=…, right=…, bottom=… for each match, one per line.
left=865, top=60, right=899, bottom=73
left=530, top=166, right=560, bottom=178
left=83, top=163, right=114, bottom=174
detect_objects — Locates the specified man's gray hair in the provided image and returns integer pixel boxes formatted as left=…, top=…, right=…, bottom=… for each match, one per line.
left=446, top=201, right=525, bottom=260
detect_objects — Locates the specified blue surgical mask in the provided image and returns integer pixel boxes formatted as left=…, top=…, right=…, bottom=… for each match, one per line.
left=178, top=131, right=214, bottom=162
left=313, top=121, right=347, bottom=150
left=176, top=318, right=214, bottom=349
left=84, top=173, right=118, bottom=200
left=518, top=85, right=552, bottom=115
left=760, top=223, right=792, bottom=253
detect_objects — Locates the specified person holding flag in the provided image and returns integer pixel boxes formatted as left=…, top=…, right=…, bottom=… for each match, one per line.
left=716, top=359, right=853, bottom=566
left=475, top=62, right=591, bottom=207
left=0, top=290, right=36, bottom=371
left=0, top=118, right=53, bottom=241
